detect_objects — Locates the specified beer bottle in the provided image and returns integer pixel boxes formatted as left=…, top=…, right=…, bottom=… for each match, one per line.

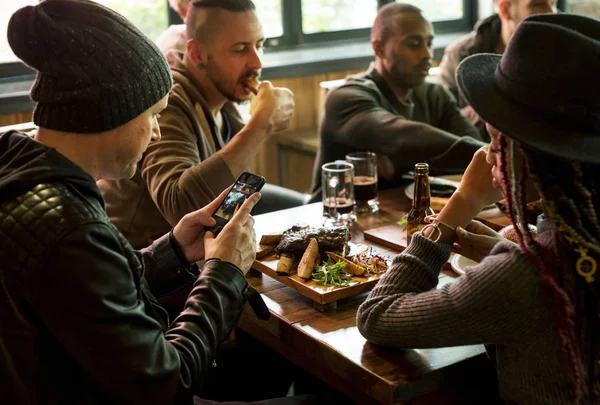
left=406, top=163, right=435, bottom=244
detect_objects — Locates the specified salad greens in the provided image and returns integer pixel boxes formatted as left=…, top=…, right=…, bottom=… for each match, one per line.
left=312, top=258, right=353, bottom=287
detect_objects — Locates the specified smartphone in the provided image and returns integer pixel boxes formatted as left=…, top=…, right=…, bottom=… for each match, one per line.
left=209, top=171, right=266, bottom=236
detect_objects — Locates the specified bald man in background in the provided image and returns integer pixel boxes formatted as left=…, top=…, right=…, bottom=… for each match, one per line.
left=156, top=0, right=190, bottom=55
left=439, top=0, right=556, bottom=130
left=100, top=0, right=307, bottom=250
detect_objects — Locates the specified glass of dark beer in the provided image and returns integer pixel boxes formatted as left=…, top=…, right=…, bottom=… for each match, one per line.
left=345, top=152, right=378, bottom=213
left=321, top=161, right=355, bottom=226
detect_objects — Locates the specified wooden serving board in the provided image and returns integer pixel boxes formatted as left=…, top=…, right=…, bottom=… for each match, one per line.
left=252, top=243, right=394, bottom=312
left=363, top=223, right=407, bottom=253
left=364, top=207, right=512, bottom=252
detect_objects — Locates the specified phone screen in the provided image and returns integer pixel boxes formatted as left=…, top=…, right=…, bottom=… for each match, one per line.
left=211, top=172, right=265, bottom=235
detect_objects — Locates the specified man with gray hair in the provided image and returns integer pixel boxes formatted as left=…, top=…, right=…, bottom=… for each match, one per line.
left=156, top=0, right=190, bottom=54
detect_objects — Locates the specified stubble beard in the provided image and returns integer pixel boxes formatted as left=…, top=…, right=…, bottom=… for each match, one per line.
left=388, top=52, right=422, bottom=90
left=205, top=58, right=246, bottom=103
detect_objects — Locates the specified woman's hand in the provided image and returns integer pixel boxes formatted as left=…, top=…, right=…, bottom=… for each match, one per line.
left=435, top=146, right=503, bottom=231
left=454, top=220, right=511, bottom=263
left=454, top=145, right=503, bottom=211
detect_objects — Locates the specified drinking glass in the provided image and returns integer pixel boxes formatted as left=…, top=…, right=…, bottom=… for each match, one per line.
left=345, top=152, right=379, bottom=213
left=321, top=161, right=355, bottom=226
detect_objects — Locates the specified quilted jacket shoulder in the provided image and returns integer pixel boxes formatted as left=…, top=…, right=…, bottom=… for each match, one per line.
left=0, top=182, right=138, bottom=298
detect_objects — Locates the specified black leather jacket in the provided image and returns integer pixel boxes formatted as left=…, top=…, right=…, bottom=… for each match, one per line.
left=0, top=132, right=252, bottom=404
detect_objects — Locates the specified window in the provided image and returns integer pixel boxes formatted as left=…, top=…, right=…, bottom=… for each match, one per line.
left=93, top=0, right=168, bottom=42
left=398, top=0, right=464, bottom=22
left=301, top=0, right=378, bottom=34
left=565, top=0, right=600, bottom=19
left=0, top=0, right=38, bottom=64
left=254, top=0, right=472, bottom=47
left=254, top=0, right=284, bottom=39
left=1, top=0, right=167, bottom=67
left=2, top=0, right=473, bottom=78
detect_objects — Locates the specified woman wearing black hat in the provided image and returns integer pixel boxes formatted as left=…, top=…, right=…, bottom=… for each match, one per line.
left=0, top=1, right=328, bottom=404
left=358, top=13, right=599, bottom=405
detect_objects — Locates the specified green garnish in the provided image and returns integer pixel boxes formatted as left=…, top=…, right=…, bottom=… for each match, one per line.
left=397, top=215, right=407, bottom=230
left=313, top=259, right=353, bottom=287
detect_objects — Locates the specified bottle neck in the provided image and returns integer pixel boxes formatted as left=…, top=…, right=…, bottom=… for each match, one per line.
left=412, top=174, right=431, bottom=209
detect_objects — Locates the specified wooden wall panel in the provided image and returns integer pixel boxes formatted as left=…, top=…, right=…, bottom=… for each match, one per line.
left=1, top=68, right=364, bottom=192
left=0, top=111, right=33, bottom=127
left=250, top=69, right=362, bottom=189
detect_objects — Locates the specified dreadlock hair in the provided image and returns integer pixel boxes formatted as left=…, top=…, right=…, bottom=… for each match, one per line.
left=497, top=133, right=599, bottom=404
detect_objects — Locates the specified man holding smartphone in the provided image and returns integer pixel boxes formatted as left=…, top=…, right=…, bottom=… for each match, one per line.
left=1, top=1, right=315, bottom=404
left=99, top=0, right=307, bottom=250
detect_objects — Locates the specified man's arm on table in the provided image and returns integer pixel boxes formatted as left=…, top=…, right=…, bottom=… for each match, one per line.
left=323, top=85, right=486, bottom=176
left=434, top=85, right=488, bottom=142
left=438, top=42, right=488, bottom=134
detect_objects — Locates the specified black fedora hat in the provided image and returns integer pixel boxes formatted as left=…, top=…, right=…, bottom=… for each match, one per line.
left=457, top=13, right=600, bottom=164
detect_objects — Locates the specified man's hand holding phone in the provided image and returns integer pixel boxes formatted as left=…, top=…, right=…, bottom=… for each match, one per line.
left=172, top=187, right=261, bottom=270
left=204, top=192, right=260, bottom=274
left=172, top=187, right=231, bottom=263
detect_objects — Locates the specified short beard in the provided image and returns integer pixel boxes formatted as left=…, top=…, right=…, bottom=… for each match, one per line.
left=390, top=68, right=418, bottom=90
left=205, top=56, right=244, bottom=102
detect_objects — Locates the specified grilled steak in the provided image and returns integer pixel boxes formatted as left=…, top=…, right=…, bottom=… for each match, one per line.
left=275, top=226, right=349, bottom=256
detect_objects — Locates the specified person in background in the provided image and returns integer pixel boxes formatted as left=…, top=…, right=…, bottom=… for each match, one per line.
left=0, top=1, right=323, bottom=404
left=439, top=0, right=556, bottom=131
left=358, top=13, right=599, bottom=405
left=100, top=0, right=307, bottom=250
left=312, top=3, right=485, bottom=193
left=156, top=0, right=190, bottom=55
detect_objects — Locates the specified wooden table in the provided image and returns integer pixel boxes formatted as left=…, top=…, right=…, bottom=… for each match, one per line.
left=237, top=189, right=507, bottom=404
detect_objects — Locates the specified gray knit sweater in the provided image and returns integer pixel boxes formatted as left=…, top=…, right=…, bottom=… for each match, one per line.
left=357, top=219, right=599, bottom=404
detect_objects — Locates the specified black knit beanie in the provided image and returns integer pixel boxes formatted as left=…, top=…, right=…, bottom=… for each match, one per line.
left=7, top=0, right=173, bottom=133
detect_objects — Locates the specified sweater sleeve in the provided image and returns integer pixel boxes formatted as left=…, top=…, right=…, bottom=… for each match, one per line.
left=141, top=93, right=235, bottom=226
left=357, top=233, right=543, bottom=348
left=323, top=85, right=485, bottom=176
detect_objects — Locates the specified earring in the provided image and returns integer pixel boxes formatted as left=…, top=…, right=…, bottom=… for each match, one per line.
left=197, top=63, right=205, bottom=70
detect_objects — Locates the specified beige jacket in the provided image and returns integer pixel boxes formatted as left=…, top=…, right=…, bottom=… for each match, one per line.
left=99, top=52, right=245, bottom=248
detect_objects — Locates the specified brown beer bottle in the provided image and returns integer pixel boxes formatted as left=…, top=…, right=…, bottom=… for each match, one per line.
left=406, top=163, right=435, bottom=244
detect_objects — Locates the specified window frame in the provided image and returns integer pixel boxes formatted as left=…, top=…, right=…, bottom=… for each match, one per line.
left=0, top=62, right=34, bottom=81
left=263, top=0, right=478, bottom=49
left=0, top=0, right=568, bottom=80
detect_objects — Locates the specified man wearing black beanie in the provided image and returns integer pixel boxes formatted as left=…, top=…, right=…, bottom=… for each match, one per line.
left=0, top=1, right=319, bottom=404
